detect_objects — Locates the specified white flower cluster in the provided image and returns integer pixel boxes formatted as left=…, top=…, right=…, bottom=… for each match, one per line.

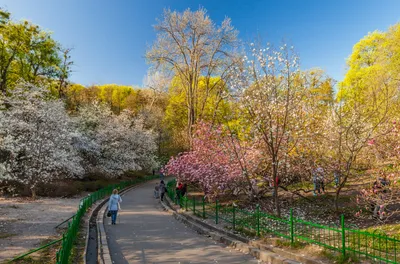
left=0, top=85, right=83, bottom=192
left=74, top=103, right=158, bottom=176
left=0, top=84, right=158, bottom=195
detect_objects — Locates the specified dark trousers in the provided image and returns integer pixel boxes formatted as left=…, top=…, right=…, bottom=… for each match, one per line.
left=110, top=210, right=118, bottom=224
left=176, top=192, right=181, bottom=205
left=160, top=192, right=165, bottom=201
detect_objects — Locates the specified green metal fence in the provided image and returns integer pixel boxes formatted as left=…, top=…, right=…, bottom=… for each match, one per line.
left=55, top=175, right=157, bottom=264
left=166, top=179, right=400, bottom=263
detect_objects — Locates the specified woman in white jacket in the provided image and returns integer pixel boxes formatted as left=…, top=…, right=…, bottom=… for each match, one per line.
left=108, top=189, right=122, bottom=225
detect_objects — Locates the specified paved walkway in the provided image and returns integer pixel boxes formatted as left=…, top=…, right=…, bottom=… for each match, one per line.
left=105, top=180, right=260, bottom=264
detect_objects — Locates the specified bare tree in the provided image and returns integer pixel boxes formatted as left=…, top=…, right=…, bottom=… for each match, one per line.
left=143, top=70, right=170, bottom=108
left=57, top=48, right=73, bottom=99
left=146, top=8, right=240, bottom=146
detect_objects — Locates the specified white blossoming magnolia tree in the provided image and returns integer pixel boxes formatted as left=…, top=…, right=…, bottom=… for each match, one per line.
left=229, top=43, right=308, bottom=216
left=0, top=85, right=83, bottom=198
left=74, top=103, right=158, bottom=176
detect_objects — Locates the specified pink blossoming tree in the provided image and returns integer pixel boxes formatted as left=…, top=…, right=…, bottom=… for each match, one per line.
left=164, top=121, right=261, bottom=198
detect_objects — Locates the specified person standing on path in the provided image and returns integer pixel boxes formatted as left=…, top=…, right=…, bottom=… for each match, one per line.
left=181, top=183, right=187, bottom=197
left=317, top=167, right=325, bottom=194
left=372, top=176, right=388, bottom=219
left=176, top=181, right=183, bottom=205
left=312, top=166, right=325, bottom=195
left=179, top=183, right=187, bottom=208
left=312, top=167, right=320, bottom=196
left=334, top=169, right=341, bottom=188
left=159, top=180, right=166, bottom=201
left=108, top=189, right=122, bottom=225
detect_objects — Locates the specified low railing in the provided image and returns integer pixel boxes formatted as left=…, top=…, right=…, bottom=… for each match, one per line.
left=166, top=179, right=400, bottom=263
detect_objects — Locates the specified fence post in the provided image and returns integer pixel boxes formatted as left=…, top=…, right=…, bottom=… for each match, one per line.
left=193, top=196, right=195, bottom=214
left=290, top=208, right=294, bottom=245
left=216, top=200, right=219, bottom=224
left=256, top=204, right=260, bottom=237
left=202, top=196, right=206, bottom=219
left=233, top=204, right=236, bottom=231
left=62, top=233, right=65, bottom=262
left=185, top=196, right=188, bottom=211
left=341, top=214, right=346, bottom=258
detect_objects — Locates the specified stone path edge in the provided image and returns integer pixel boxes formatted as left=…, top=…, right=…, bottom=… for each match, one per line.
left=161, top=195, right=324, bottom=264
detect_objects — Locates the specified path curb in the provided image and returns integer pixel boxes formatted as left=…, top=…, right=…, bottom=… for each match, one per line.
left=97, top=201, right=111, bottom=264
left=161, top=196, right=322, bottom=264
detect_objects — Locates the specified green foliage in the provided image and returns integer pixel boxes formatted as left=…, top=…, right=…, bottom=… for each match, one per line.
left=0, top=8, right=10, bottom=26
left=0, top=10, right=68, bottom=95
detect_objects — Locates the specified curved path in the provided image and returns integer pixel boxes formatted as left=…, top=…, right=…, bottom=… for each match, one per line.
left=105, top=180, right=260, bottom=264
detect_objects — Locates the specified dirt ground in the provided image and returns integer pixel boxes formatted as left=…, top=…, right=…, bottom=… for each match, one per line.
left=0, top=196, right=83, bottom=263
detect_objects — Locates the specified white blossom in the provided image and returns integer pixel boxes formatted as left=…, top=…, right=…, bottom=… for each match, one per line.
left=0, top=84, right=83, bottom=197
left=74, top=103, right=158, bottom=176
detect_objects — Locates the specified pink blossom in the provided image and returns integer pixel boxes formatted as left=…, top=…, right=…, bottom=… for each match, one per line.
left=164, top=121, right=262, bottom=197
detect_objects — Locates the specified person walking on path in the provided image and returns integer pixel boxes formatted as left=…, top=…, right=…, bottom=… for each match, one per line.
left=159, top=180, right=166, bottom=201
left=108, top=189, right=122, bottom=225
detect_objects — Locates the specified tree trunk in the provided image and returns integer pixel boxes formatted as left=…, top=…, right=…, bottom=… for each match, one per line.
left=31, top=187, right=37, bottom=200
left=334, top=173, right=348, bottom=212
left=272, top=160, right=281, bottom=216
left=0, top=74, right=7, bottom=95
left=334, top=186, right=341, bottom=212
left=188, top=96, right=196, bottom=149
left=187, top=78, right=196, bottom=149
left=274, top=184, right=280, bottom=216
left=243, top=171, right=256, bottom=201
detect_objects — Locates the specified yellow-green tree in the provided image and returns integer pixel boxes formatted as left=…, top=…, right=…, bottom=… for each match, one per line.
left=164, top=76, right=232, bottom=149
left=338, top=24, right=400, bottom=112
left=65, top=83, right=85, bottom=110
left=97, top=84, right=133, bottom=113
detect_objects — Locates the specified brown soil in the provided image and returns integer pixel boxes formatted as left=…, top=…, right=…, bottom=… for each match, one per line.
left=0, top=196, right=83, bottom=262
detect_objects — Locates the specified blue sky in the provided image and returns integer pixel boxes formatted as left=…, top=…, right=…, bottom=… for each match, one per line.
left=2, top=0, right=400, bottom=87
